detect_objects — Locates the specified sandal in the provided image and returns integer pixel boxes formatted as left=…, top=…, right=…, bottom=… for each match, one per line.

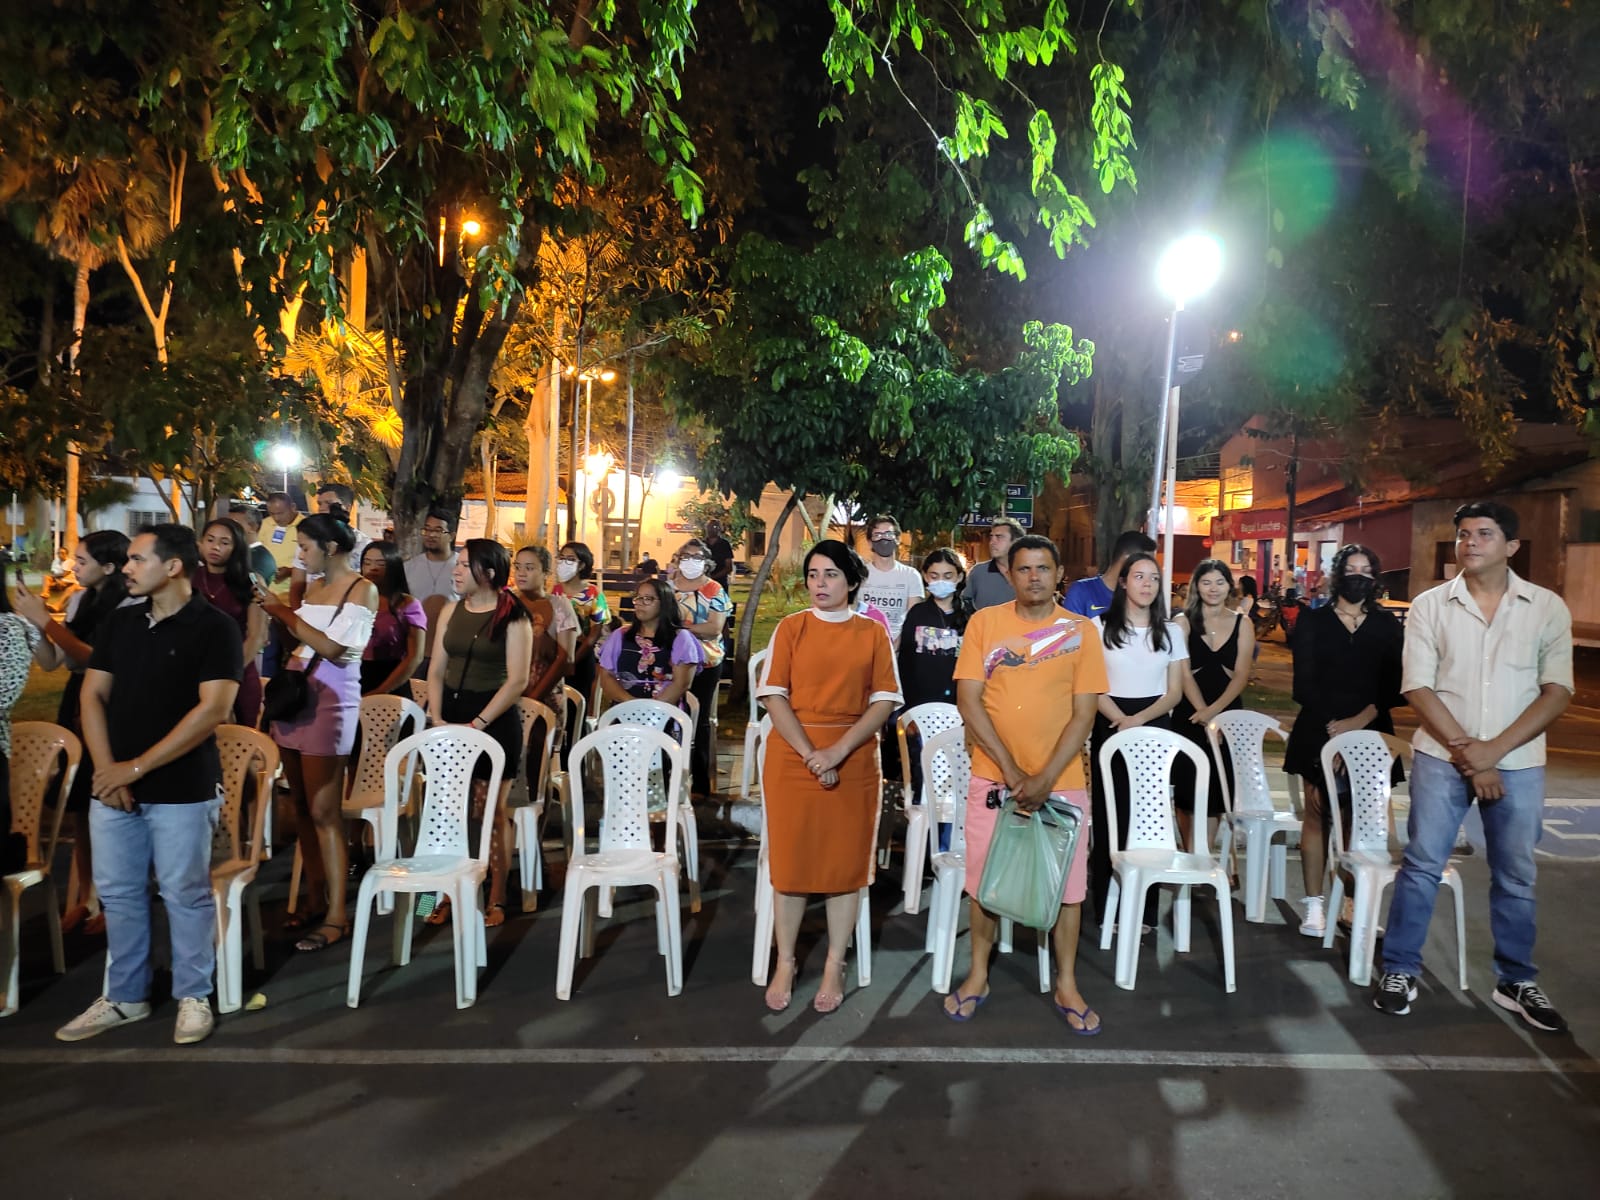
left=425, top=896, right=452, bottom=926
left=295, top=921, right=351, bottom=953
left=942, top=986, right=990, bottom=1022
left=1054, top=999, right=1102, bottom=1036
left=483, top=902, right=506, bottom=929
left=283, top=908, right=327, bottom=934
left=765, top=957, right=797, bottom=1013
left=813, top=955, right=847, bottom=1015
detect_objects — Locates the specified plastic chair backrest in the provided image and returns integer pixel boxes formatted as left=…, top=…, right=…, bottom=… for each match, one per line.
left=747, top=648, right=772, bottom=723
left=921, top=725, right=970, bottom=858
left=407, top=678, right=428, bottom=709
left=1098, top=726, right=1211, bottom=852
left=513, top=698, right=560, bottom=807
left=7, top=722, right=81, bottom=868
left=213, top=724, right=278, bottom=865
left=386, top=727, right=505, bottom=865
left=349, top=696, right=426, bottom=807
left=567, top=725, right=683, bottom=854
left=562, top=683, right=588, bottom=737
left=1206, top=711, right=1288, bottom=816
left=898, top=701, right=962, bottom=796
left=599, top=698, right=692, bottom=756
left=1320, top=731, right=1395, bottom=857
left=683, top=690, right=700, bottom=737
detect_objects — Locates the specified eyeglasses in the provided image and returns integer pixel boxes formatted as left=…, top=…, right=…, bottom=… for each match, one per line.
left=422, top=525, right=449, bottom=535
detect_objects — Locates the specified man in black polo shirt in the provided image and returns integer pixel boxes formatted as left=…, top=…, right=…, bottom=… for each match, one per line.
left=56, top=525, right=243, bottom=1046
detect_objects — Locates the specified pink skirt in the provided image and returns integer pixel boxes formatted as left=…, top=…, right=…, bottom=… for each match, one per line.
left=271, top=656, right=361, bottom=757
left=963, top=777, right=1090, bottom=905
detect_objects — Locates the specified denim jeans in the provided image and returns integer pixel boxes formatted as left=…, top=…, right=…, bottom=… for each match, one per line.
left=92, top=794, right=222, bottom=1003
left=1382, top=751, right=1543, bottom=983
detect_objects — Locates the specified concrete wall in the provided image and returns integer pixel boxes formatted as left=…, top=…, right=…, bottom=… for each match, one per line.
left=1410, top=491, right=1571, bottom=592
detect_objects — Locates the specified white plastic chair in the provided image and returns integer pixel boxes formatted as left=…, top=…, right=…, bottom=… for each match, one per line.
left=511, top=697, right=561, bottom=911
left=894, top=702, right=962, bottom=915
left=1319, top=731, right=1467, bottom=989
left=599, top=698, right=700, bottom=912
left=739, top=647, right=771, bottom=799
left=210, top=725, right=278, bottom=1015
left=1207, top=711, right=1300, bottom=923
left=751, top=717, right=876, bottom=990
left=2, top=723, right=79, bottom=1018
left=289, top=695, right=425, bottom=917
left=562, top=682, right=589, bottom=753
left=346, top=727, right=505, bottom=1010
left=1097, top=726, right=1236, bottom=993
left=556, top=725, right=685, bottom=1000
left=408, top=678, right=429, bottom=709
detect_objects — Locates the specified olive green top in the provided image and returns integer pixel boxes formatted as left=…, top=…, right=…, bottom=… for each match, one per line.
left=442, top=603, right=509, bottom=694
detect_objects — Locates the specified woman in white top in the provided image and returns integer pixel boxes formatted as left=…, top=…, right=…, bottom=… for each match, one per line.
left=254, top=506, right=378, bottom=952
left=1087, top=551, right=1188, bottom=932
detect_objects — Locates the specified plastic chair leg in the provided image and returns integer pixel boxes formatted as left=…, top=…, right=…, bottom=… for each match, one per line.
left=1114, top=872, right=1144, bottom=991
left=555, top=877, right=586, bottom=1000
left=664, top=872, right=685, bottom=996
left=1446, top=871, right=1469, bottom=991
left=45, top=879, right=65, bottom=974
left=1216, top=879, right=1237, bottom=993
left=581, top=888, right=599, bottom=959
left=347, top=878, right=376, bottom=1008
left=1174, top=884, right=1193, bottom=953
left=392, top=888, right=415, bottom=967
left=654, top=884, right=669, bottom=955
left=2, top=890, right=22, bottom=1018
left=679, top=808, right=701, bottom=914
left=1269, top=842, right=1289, bottom=901
left=752, top=863, right=774, bottom=986
left=1036, top=931, right=1051, bottom=994
left=1099, top=876, right=1120, bottom=951
left=855, top=885, right=872, bottom=987
left=1352, top=879, right=1385, bottom=988
left=902, top=809, right=928, bottom=915
left=1322, top=872, right=1346, bottom=952
left=215, top=895, right=240, bottom=1014
left=1243, top=828, right=1270, bottom=923
left=929, top=883, right=953, bottom=993
left=599, top=886, right=614, bottom=919
left=998, top=916, right=1014, bottom=955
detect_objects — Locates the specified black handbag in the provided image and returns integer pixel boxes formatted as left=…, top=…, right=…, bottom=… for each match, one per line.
left=259, top=578, right=360, bottom=729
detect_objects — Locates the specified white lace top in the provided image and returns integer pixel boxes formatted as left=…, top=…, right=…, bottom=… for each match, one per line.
left=291, top=602, right=376, bottom=666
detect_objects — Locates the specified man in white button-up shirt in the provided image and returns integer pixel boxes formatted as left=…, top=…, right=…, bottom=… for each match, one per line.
left=1374, top=501, right=1573, bottom=1032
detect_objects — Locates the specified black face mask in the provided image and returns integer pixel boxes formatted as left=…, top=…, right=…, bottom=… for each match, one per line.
left=1336, top=574, right=1376, bottom=603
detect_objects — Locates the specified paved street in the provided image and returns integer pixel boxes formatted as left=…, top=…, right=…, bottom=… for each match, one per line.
left=4, top=687, right=1600, bottom=1200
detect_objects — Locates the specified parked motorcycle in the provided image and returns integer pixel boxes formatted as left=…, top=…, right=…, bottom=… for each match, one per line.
left=1251, top=594, right=1278, bottom=639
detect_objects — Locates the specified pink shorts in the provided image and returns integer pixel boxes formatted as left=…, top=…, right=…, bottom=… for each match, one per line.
left=963, top=777, right=1090, bottom=906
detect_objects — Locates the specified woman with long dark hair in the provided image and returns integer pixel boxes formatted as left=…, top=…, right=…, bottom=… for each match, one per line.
left=512, top=544, right=578, bottom=708
left=1087, top=551, right=1189, bottom=932
left=1171, top=559, right=1255, bottom=850
left=12, top=530, right=132, bottom=931
left=551, top=540, right=609, bottom=709
left=358, top=541, right=427, bottom=697
left=195, top=517, right=267, bottom=725
left=896, top=547, right=970, bottom=806
left=757, top=541, right=901, bottom=1014
left=596, top=575, right=702, bottom=706
left=254, top=505, right=379, bottom=951
left=1283, top=543, right=1404, bottom=938
left=426, top=538, right=531, bottom=926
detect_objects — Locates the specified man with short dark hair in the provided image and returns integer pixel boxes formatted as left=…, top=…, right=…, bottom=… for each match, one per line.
left=946, top=533, right=1108, bottom=1029
left=1374, top=500, right=1573, bottom=1032
left=858, top=514, right=924, bottom=646
left=228, top=502, right=278, bottom=584
left=1063, top=530, right=1157, bottom=619
left=289, top=482, right=372, bottom=604
left=966, top=518, right=1027, bottom=610
left=704, top=520, right=735, bottom=589
left=55, top=524, right=243, bottom=1046
left=405, top=508, right=459, bottom=677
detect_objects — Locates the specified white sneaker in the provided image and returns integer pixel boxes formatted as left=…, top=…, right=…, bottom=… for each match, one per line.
left=55, top=996, right=152, bottom=1042
left=174, top=997, right=215, bottom=1045
left=1298, top=896, right=1326, bottom=937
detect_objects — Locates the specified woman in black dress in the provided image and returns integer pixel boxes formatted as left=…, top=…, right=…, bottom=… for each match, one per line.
left=1171, top=559, right=1255, bottom=851
left=1283, top=544, right=1404, bottom=938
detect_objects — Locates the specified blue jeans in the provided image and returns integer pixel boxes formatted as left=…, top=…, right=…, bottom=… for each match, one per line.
left=92, top=795, right=222, bottom=1003
left=1382, top=751, right=1543, bottom=983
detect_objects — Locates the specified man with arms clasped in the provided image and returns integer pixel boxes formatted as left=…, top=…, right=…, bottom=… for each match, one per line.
left=946, top=535, right=1108, bottom=1032
left=1373, top=501, right=1573, bottom=1032
left=56, top=525, right=243, bottom=1046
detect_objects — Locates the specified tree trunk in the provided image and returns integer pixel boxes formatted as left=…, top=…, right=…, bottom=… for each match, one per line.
left=730, top=490, right=802, bottom=704
left=1283, top=432, right=1300, bottom=591
left=63, top=260, right=92, bottom=553
left=524, top=317, right=562, bottom=549
left=481, top=434, right=498, bottom=542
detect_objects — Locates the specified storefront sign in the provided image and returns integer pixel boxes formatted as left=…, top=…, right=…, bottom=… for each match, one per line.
left=1212, top=509, right=1288, bottom=541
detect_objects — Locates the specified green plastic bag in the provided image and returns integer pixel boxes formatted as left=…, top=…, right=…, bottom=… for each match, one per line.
left=975, top=794, right=1084, bottom=931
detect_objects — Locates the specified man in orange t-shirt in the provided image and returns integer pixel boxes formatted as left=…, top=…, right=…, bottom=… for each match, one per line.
left=948, top=535, right=1108, bottom=1032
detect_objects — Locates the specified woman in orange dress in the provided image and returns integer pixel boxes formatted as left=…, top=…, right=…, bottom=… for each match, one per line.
left=756, top=541, right=901, bottom=1015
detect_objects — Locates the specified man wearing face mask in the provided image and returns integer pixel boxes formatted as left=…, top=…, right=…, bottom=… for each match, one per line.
left=857, top=515, right=925, bottom=649
left=669, top=539, right=733, bottom=798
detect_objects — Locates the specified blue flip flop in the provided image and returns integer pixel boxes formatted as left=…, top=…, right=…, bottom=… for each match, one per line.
left=943, top=989, right=990, bottom=1022
left=1054, top=1001, right=1102, bottom=1036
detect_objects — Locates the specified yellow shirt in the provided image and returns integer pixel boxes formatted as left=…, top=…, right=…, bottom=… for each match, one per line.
left=262, top=515, right=301, bottom=572
left=954, top=604, right=1108, bottom=790
left=1401, top=569, right=1573, bottom=770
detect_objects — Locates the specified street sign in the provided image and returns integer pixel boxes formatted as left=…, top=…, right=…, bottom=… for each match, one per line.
left=962, top=484, right=1033, bottom=529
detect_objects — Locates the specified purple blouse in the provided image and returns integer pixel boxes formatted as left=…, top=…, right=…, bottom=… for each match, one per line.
left=364, top=596, right=427, bottom=661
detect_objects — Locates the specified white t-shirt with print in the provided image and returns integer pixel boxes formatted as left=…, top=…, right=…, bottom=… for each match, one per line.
left=859, top=561, right=925, bottom=644
left=1091, top=617, right=1189, bottom=697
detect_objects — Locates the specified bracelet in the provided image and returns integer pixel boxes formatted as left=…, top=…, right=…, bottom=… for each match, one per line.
left=471, top=715, right=486, bottom=729
left=131, top=761, right=144, bottom=778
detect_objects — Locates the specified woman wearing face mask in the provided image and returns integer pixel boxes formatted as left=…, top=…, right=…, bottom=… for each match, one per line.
left=1087, top=551, right=1189, bottom=934
left=1170, top=559, right=1255, bottom=851
left=512, top=545, right=579, bottom=709
left=12, top=530, right=133, bottom=932
left=668, top=538, right=732, bottom=799
left=896, top=549, right=969, bottom=809
left=551, top=541, right=609, bottom=718
left=1283, top=544, right=1404, bottom=938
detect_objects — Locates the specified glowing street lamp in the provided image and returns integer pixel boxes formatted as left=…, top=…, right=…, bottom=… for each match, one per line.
left=1148, top=233, right=1223, bottom=593
left=656, top=467, right=683, bottom=492
left=268, top=441, right=301, bottom=493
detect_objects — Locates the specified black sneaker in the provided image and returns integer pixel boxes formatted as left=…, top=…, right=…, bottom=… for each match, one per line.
left=1493, top=981, right=1568, bottom=1034
left=1372, top=971, right=1418, bottom=1016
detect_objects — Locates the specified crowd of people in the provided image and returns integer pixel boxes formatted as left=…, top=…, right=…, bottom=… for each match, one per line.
left=0, top=493, right=1573, bottom=1047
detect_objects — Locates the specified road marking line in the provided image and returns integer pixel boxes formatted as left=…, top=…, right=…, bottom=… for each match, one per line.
left=2, top=1045, right=1596, bottom=1074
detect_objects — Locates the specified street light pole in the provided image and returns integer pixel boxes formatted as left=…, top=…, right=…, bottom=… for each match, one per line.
left=1147, top=299, right=1183, bottom=539
left=621, top=354, right=635, bottom=572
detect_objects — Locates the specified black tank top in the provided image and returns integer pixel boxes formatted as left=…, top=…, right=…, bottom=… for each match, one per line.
left=1187, top=612, right=1242, bottom=705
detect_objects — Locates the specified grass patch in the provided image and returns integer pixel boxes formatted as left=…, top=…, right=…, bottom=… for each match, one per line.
left=14, top=663, right=68, bottom=724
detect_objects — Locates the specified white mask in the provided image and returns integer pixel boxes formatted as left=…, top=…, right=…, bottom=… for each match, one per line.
left=678, top=557, right=706, bottom=580
left=555, top=560, right=579, bottom=583
left=927, top=580, right=958, bottom=599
